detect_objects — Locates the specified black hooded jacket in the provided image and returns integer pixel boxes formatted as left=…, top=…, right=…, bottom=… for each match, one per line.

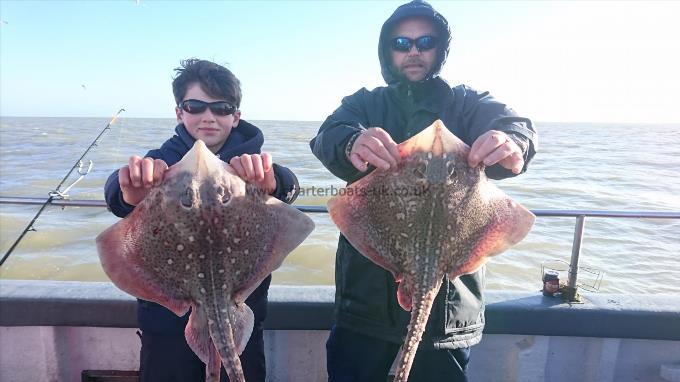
left=105, top=120, right=299, bottom=334
left=310, top=0, right=537, bottom=349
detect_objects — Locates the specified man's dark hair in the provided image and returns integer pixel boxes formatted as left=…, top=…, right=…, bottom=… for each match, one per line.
left=172, top=58, right=242, bottom=108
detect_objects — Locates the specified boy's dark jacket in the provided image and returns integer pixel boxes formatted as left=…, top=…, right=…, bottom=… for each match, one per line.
left=309, top=0, right=537, bottom=349
left=105, top=120, right=299, bottom=333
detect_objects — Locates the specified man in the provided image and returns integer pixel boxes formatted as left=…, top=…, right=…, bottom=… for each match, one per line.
left=310, top=1, right=537, bottom=381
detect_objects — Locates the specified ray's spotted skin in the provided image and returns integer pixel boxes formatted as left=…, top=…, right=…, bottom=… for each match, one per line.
left=328, top=120, right=535, bottom=382
left=97, top=140, right=314, bottom=382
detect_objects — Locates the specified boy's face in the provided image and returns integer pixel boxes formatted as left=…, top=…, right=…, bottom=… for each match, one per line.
left=175, top=82, right=241, bottom=153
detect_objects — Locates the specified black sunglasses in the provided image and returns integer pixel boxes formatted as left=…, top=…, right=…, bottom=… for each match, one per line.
left=391, top=36, right=438, bottom=53
left=179, top=99, right=237, bottom=116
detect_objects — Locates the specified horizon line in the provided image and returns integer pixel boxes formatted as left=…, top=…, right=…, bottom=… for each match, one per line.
left=1, top=115, right=679, bottom=126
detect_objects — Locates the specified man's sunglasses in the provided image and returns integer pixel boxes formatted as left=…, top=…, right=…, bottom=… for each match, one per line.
left=179, top=99, right=237, bottom=116
left=391, top=36, right=438, bottom=53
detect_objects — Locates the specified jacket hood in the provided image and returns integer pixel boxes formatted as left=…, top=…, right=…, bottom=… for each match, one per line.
left=378, top=0, right=451, bottom=85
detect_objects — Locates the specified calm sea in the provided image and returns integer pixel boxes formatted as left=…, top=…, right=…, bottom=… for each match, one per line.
left=0, top=117, right=678, bottom=294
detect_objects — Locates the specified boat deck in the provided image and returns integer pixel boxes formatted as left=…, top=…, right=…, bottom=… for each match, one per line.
left=1, top=280, right=679, bottom=382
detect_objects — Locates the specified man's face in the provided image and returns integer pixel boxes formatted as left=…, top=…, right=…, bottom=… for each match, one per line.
left=175, top=82, right=241, bottom=153
left=390, top=17, right=438, bottom=83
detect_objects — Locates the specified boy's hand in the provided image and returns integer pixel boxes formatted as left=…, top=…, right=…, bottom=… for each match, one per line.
left=468, top=130, right=524, bottom=174
left=119, top=156, right=169, bottom=206
left=229, top=153, right=276, bottom=195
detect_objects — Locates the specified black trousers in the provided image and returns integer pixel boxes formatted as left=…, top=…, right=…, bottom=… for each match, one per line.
left=326, top=325, right=470, bottom=382
left=138, top=320, right=266, bottom=382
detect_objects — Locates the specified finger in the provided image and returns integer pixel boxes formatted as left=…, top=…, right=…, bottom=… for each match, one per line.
left=229, top=157, right=246, bottom=179
left=141, top=157, right=155, bottom=188
left=482, top=143, right=514, bottom=167
left=369, top=128, right=400, bottom=165
left=119, top=164, right=146, bottom=206
left=262, top=166, right=276, bottom=193
left=350, top=152, right=369, bottom=172
left=251, top=154, right=264, bottom=181
left=468, top=133, right=495, bottom=166
left=359, top=136, right=396, bottom=170
left=468, top=133, right=486, bottom=166
left=128, top=155, right=143, bottom=187
left=355, top=144, right=392, bottom=170
left=240, top=154, right=255, bottom=180
left=119, top=166, right=132, bottom=189
left=468, top=131, right=505, bottom=167
left=153, top=159, right=168, bottom=186
left=500, top=152, right=525, bottom=174
left=261, top=152, right=273, bottom=173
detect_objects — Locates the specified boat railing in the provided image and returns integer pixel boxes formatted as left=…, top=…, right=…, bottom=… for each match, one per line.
left=2, top=196, right=679, bottom=302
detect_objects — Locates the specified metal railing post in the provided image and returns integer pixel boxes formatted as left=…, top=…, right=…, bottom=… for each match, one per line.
left=563, top=215, right=586, bottom=302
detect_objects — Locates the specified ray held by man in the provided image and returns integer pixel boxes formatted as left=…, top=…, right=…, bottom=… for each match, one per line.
left=328, top=120, right=535, bottom=382
left=96, top=140, right=314, bottom=382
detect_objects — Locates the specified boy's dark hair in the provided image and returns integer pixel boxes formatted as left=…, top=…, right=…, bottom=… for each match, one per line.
left=172, top=58, right=242, bottom=108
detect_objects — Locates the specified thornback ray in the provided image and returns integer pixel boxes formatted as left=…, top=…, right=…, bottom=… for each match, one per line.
left=327, top=120, right=534, bottom=382
left=96, top=140, right=315, bottom=382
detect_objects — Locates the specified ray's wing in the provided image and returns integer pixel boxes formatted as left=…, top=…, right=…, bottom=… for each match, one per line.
left=228, top=195, right=315, bottom=303
left=449, top=184, right=535, bottom=278
left=328, top=182, right=403, bottom=278
left=96, top=202, right=192, bottom=316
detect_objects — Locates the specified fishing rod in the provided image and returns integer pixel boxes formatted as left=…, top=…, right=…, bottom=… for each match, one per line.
left=0, top=108, right=126, bottom=267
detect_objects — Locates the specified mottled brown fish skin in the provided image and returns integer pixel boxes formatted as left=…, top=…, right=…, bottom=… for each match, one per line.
left=98, top=140, right=315, bottom=382
left=365, top=148, right=489, bottom=382
left=327, top=121, right=534, bottom=382
left=133, top=172, right=263, bottom=382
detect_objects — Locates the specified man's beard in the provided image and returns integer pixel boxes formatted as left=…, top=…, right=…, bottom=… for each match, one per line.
left=395, top=59, right=432, bottom=83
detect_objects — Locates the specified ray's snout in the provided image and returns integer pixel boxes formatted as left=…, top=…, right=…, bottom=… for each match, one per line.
left=178, top=140, right=222, bottom=178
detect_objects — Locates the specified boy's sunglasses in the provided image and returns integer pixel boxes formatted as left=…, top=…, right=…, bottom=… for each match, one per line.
left=179, top=99, right=237, bottom=116
left=391, top=36, right=438, bottom=53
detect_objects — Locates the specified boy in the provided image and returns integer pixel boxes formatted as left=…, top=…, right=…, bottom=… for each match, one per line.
left=105, top=58, right=299, bottom=382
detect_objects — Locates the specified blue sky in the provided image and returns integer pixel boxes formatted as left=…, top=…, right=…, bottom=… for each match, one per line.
left=1, top=0, right=679, bottom=123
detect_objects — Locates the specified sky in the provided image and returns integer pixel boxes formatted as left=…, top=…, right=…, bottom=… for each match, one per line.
left=1, top=0, right=679, bottom=123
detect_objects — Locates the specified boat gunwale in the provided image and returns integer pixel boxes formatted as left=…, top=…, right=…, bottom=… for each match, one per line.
left=1, top=279, right=679, bottom=341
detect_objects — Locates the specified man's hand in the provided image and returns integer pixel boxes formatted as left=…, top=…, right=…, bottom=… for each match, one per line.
left=119, top=156, right=169, bottom=206
left=348, top=128, right=401, bottom=172
left=468, top=130, right=524, bottom=174
left=229, top=153, right=276, bottom=195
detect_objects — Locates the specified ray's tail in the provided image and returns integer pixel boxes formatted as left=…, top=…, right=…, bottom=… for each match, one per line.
left=207, top=316, right=244, bottom=382
left=207, top=302, right=254, bottom=382
left=392, top=279, right=442, bottom=382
